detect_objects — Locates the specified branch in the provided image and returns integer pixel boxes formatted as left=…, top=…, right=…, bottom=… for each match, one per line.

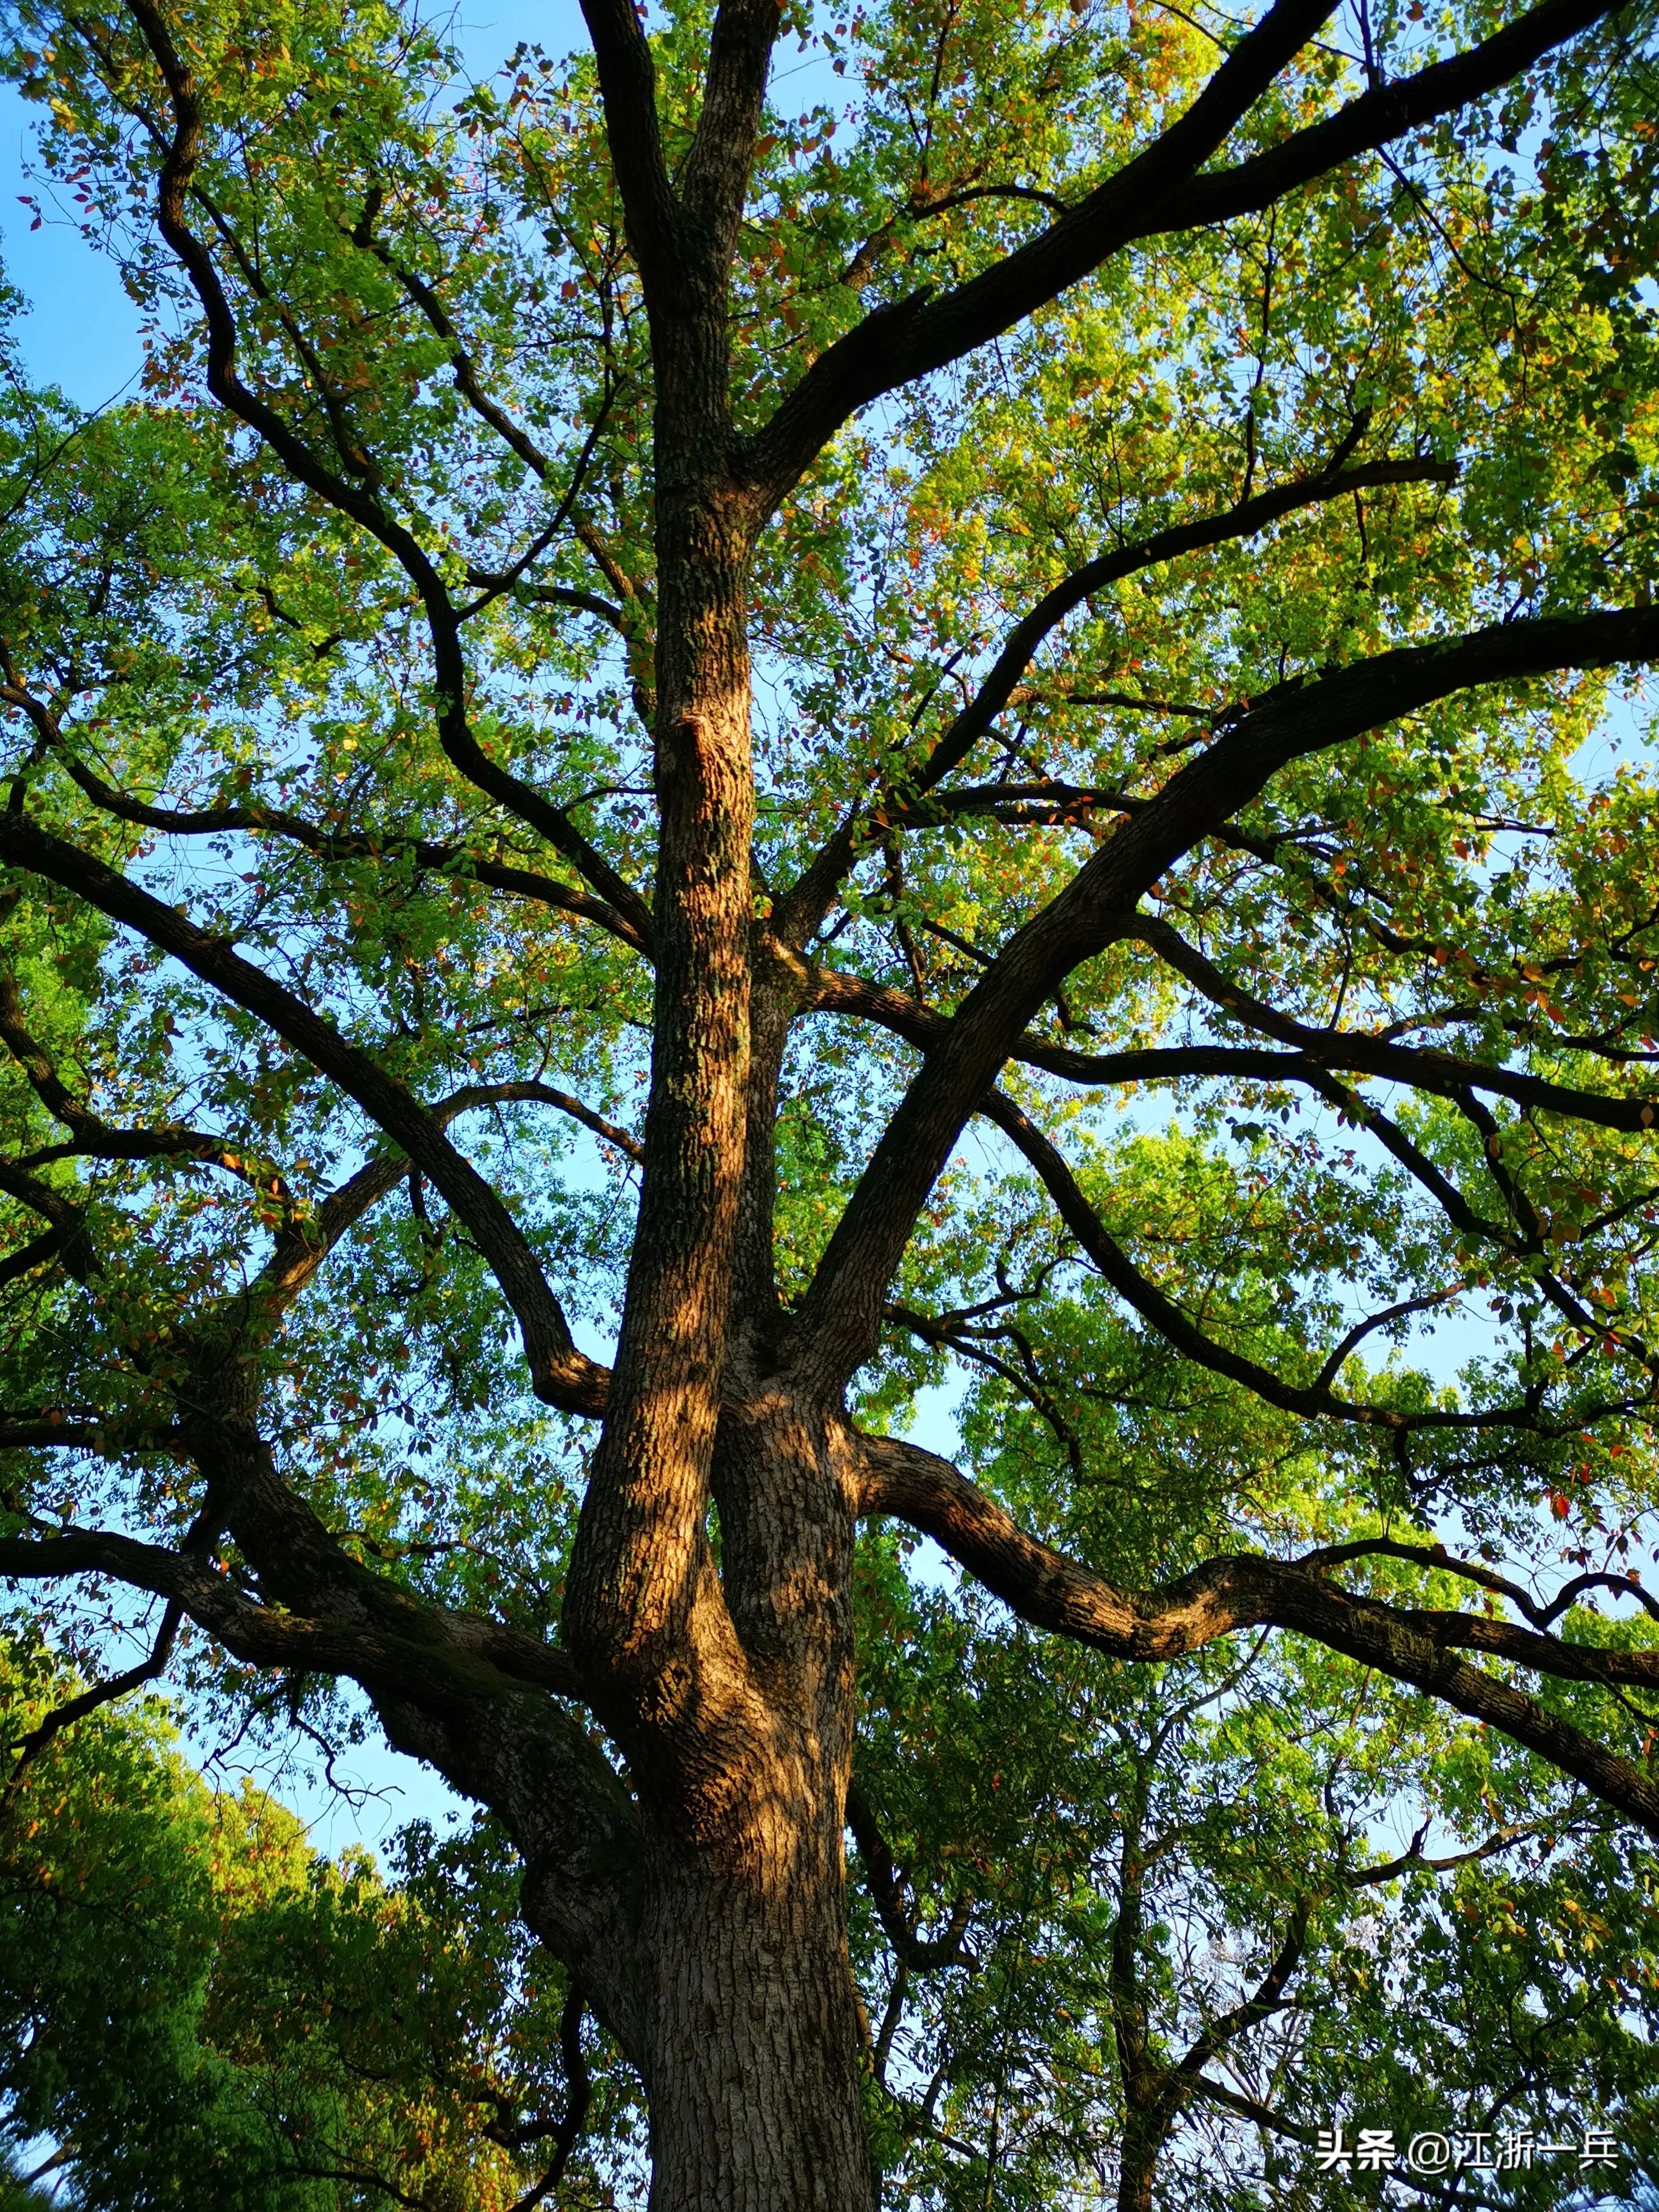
left=1136, top=917, right=1659, bottom=1134
left=2, top=1598, right=181, bottom=1810
left=1301, top=1534, right=1659, bottom=1632
left=504, top=1985, right=591, bottom=2212
left=1151, top=0, right=1627, bottom=239
left=0, top=1225, right=74, bottom=1289
left=743, top=0, right=1339, bottom=503
left=853, top=1431, right=1659, bottom=1835
left=0, top=808, right=609, bottom=1415
left=846, top=1780, right=976, bottom=1968
left=57, top=751, right=651, bottom=954
left=777, top=450, right=1456, bottom=940
left=1173, top=1899, right=1308, bottom=2082
left=740, top=0, right=1621, bottom=507
left=680, top=0, right=785, bottom=266
left=577, top=0, right=683, bottom=303
left=1185, top=2075, right=1316, bottom=2144
left=979, top=1087, right=1523, bottom=1433
left=786, top=604, right=1659, bottom=1397
left=252, top=1080, right=638, bottom=1323
left=1344, top=1813, right=1561, bottom=1886
left=116, top=2, right=653, bottom=947
left=0, top=1159, right=95, bottom=1281
left=0, top=954, right=299, bottom=1201
left=0, top=1522, right=589, bottom=1704
left=0, top=1416, right=129, bottom=1449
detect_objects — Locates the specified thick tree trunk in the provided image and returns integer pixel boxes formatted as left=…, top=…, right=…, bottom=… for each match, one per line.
left=638, top=1855, right=877, bottom=2212
left=626, top=1398, right=873, bottom=2211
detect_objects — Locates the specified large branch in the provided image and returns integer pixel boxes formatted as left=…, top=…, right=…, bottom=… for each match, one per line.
left=742, top=0, right=1338, bottom=502
left=740, top=0, right=1622, bottom=508
left=0, top=1523, right=480, bottom=1686
left=854, top=1432, right=1659, bottom=1835
left=777, top=449, right=1456, bottom=941
left=679, top=0, right=785, bottom=267
left=577, top=0, right=684, bottom=306
left=787, top=605, right=1659, bottom=1396
left=0, top=809, right=609, bottom=1415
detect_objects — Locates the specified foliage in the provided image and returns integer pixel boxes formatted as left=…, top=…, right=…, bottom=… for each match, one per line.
left=0, top=1641, right=632, bottom=2208
left=0, top=0, right=1657, bottom=2201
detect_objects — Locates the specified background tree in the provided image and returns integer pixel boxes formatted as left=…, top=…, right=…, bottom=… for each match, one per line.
left=0, top=1638, right=632, bottom=2208
left=851, top=1539, right=1659, bottom=2209
left=0, top=0, right=1658, bottom=2202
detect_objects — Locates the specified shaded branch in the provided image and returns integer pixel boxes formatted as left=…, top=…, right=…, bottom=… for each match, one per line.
left=779, top=449, right=1453, bottom=942
left=1185, top=2076, right=1316, bottom=2144
left=0, top=808, right=610, bottom=1415
left=846, top=1780, right=976, bottom=1969
left=853, top=1429, right=1659, bottom=1835
left=741, top=0, right=1620, bottom=508
left=0, top=1523, right=588, bottom=1704
left=2, top=1598, right=181, bottom=1811
left=787, top=605, right=1659, bottom=1398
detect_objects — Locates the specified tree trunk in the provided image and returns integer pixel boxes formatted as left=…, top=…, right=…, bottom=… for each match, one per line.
left=638, top=1854, right=877, bottom=2212
left=1115, top=2123, right=1159, bottom=2212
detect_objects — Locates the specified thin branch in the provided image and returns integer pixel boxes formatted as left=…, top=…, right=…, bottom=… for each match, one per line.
left=2, top=1597, right=181, bottom=1811
left=977, top=1086, right=1547, bottom=1434
left=777, top=449, right=1454, bottom=942
left=847, top=1780, right=976, bottom=1969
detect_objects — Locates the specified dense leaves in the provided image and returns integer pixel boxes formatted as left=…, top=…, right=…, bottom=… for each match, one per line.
left=0, top=1641, right=634, bottom=2207
left=1, top=0, right=1658, bottom=2200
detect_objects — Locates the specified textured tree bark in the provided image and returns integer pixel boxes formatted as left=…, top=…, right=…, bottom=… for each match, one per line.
left=637, top=1846, right=878, bottom=2212
left=563, top=357, right=880, bottom=2194
left=620, top=1393, right=874, bottom=2209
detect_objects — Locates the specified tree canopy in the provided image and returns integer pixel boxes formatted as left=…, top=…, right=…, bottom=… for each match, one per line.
left=1, top=0, right=1658, bottom=2200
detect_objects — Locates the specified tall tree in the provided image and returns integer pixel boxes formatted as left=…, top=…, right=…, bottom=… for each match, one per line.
left=851, top=1543, right=1659, bottom=2208
left=0, top=0, right=1658, bottom=2201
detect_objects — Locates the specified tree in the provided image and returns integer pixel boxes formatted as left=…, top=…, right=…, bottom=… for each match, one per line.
left=0, top=0, right=1657, bottom=2197
left=0, top=1638, right=633, bottom=2208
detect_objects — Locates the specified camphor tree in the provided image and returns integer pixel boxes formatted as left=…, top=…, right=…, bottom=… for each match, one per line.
left=2, top=0, right=1659, bottom=2198
left=851, top=1544, right=1659, bottom=2207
